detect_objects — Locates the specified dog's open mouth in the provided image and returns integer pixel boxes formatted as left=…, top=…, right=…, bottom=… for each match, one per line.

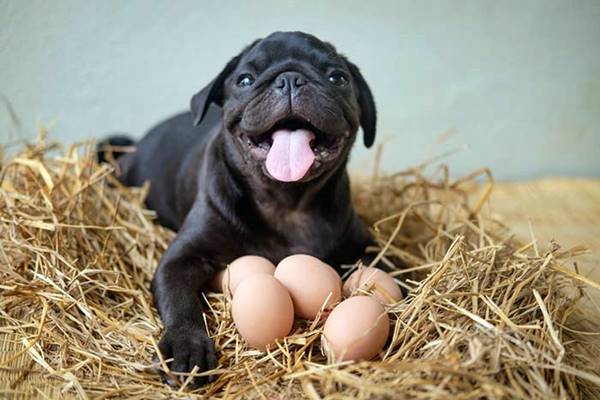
left=240, top=117, right=345, bottom=182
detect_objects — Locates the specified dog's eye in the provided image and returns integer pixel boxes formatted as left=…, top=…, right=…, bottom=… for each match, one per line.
left=328, top=71, right=349, bottom=86
left=237, top=74, right=255, bottom=88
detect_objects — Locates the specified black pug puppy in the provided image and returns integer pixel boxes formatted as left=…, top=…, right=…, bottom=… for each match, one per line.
left=99, top=31, right=377, bottom=386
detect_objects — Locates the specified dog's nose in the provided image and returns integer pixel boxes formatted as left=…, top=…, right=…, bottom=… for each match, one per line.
left=274, top=72, right=307, bottom=92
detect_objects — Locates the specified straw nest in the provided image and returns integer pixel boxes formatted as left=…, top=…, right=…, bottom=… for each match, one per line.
left=1, top=133, right=599, bottom=399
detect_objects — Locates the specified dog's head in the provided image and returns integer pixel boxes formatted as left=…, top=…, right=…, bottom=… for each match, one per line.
left=191, top=31, right=376, bottom=183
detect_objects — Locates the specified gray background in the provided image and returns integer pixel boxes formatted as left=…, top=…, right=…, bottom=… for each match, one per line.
left=1, top=0, right=599, bottom=180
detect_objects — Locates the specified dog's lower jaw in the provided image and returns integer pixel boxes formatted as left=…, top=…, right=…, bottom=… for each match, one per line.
left=226, top=133, right=354, bottom=191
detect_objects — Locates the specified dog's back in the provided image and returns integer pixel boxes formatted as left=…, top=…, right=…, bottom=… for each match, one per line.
left=98, top=107, right=222, bottom=230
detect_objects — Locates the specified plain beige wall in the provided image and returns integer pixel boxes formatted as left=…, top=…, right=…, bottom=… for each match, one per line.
left=1, top=0, right=599, bottom=180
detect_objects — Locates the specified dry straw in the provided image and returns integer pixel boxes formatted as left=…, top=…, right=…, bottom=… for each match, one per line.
left=1, top=133, right=599, bottom=399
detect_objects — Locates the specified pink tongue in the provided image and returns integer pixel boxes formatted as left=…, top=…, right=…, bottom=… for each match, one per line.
left=266, top=129, right=315, bottom=182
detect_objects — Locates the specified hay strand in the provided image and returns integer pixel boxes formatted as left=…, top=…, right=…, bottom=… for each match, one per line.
left=1, top=136, right=599, bottom=399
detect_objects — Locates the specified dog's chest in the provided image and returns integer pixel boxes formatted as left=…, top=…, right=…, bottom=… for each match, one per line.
left=250, top=206, right=337, bottom=262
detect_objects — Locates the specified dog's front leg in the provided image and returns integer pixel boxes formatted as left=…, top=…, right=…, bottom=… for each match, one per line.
left=151, top=225, right=219, bottom=387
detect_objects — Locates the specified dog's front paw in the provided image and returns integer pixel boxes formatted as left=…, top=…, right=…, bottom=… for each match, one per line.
left=154, top=325, right=218, bottom=388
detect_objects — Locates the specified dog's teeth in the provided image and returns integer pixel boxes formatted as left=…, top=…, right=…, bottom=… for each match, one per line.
left=259, top=141, right=270, bottom=150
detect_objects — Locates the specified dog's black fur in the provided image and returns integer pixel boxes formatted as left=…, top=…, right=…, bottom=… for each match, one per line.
left=99, top=31, right=377, bottom=387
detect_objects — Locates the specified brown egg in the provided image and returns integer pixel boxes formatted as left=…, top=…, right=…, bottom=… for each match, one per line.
left=213, top=255, right=276, bottom=295
left=322, top=296, right=390, bottom=361
left=343, top=267, right=402, bottom=304
left=232, top=274, right=294, bottom=349
left=274, top=254, right=342, bottom=320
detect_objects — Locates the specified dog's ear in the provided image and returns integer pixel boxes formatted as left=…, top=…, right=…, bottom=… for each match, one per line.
left=190, top=55, right=242, bottom=126
left=345, top=61, right=377, bottom=148
left=190, top=40, right=260, bottom=126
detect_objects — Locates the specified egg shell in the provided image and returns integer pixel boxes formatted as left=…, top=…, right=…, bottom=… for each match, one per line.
left=343, top=267, right=402, bottom=304
left=232, top=274, right=294, bottom=349
left=216, top=255, right=276, bottom=295
left=274, top=254, right=342, bottom=320
left=322, top=295, right=390, bottom=361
